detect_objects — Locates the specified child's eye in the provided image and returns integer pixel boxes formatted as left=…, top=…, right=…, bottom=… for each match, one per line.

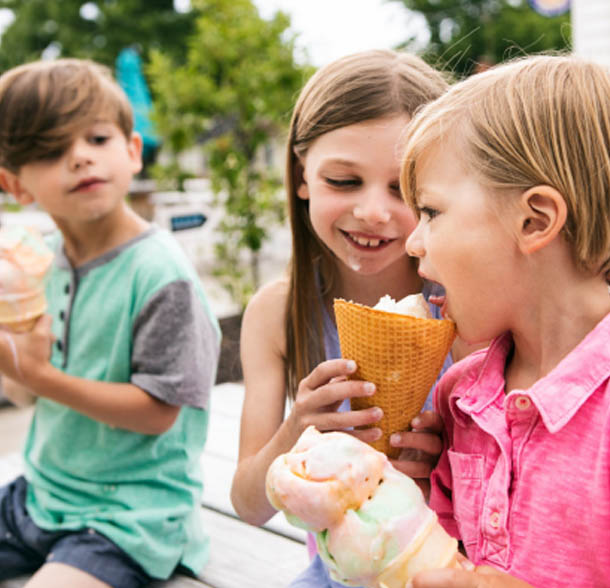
left=89, top=135, right=109, bottom=145
left=389, top=182, right=401, bottom=196
left=325, top=177, right=361, bottom=188
left=419, top=206, right=439, bottom=220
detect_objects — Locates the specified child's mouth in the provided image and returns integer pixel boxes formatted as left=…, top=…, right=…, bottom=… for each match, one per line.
left=424, top=281, right=452, bottom=320
left=429, top=294, right=451, bottom=320
left=342, top=230, right=393, bottom=250
left=70, top=178, right=105, bottom=192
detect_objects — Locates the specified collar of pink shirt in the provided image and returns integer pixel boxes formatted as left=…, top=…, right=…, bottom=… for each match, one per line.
left=447, top=311, right=610, bottom=432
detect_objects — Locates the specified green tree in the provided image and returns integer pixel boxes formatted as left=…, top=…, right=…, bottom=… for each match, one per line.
left=0, top=0, right=195, bottom=71
left=148, top=0, right=310, bottom=309
left=392, top=0, right=570, bottom=77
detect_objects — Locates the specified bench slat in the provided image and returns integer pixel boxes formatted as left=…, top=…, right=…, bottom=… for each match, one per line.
left=196, top=507, right=308, bottom=588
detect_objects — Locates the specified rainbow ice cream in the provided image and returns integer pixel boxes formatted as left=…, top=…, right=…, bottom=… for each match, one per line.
left=266, top=426, right=459, bottom=587
left=0, top=226, right=53, bottom=332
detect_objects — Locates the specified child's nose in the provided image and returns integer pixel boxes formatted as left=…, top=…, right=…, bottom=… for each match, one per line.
left=353, top=191, right=391, bottom=224
left=405, top=221, right=424, bottom=258
left=68, top=139, right=94, bottom=170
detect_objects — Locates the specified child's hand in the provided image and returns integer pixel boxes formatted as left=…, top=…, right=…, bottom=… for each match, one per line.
left=0, top=315, right=54, bottom=385
left=1, top=375, right=37, bottom=406
left=287, top=358, right=382, bottom=443
left=412, top=564, right=534, bottom=587
left=388, top=410, right=443, bottom=498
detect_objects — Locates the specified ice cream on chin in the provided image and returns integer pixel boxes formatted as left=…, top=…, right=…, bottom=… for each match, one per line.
left=266, top=426, right=459, bottom=587
left=0, top=226, right=54, bottom=332
left=334, top=293, right=455, bottom=457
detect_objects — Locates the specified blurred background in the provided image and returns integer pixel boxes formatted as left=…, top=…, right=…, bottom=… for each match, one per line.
left=0, top=0, right=607, bottom=380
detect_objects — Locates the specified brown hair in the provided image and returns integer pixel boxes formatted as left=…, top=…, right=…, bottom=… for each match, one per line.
left=0, top=58, right=133, bottom=171
left=400, top=54, right=610, bottom=275
left=285, top=49, right=449, bottom=399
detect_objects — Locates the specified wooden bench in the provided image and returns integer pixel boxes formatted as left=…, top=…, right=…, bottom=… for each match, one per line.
left=0, top=383, right=309, bottom=588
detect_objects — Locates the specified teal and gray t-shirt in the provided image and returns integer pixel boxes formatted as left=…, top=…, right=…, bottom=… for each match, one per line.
left=22, top=226, right=220, bottom=579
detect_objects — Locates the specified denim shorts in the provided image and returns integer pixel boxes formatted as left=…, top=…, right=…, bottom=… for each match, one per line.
left=289, top=553, right=365, bottom=588
left=0, top=476, right=152, bottom=588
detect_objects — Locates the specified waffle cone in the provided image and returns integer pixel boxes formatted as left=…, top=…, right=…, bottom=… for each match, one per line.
left=0, top=291, right=47, bottom=333
left=377, top=515, right=460, bottom=588
left=334, top=298, right=455, bottom=458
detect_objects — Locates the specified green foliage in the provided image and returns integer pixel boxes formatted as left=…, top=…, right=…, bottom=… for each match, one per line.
left=148, top=0, right=310, bottom=309
left=392, top=0, right=570, bottom=77
left=0, top=0, right=196, bottom=71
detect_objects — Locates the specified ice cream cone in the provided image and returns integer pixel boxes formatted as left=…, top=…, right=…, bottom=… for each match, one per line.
left=334, top=298, right=455, bottom=458
left=0, top=226, right=52, bottom=333
left=0, top=291, right=47, bottom=332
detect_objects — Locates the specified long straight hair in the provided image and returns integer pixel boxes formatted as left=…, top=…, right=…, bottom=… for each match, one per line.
left=284, top=49, right=449, bottom=399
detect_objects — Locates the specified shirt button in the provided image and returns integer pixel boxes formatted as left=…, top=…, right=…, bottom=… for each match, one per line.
left=59, top=310, right=65, bottom=321
left=515, top=396, right=531, bottom=410
left=489, top=512, right=501, bottom=528
left=64, top=284, right=70, bottom=294
left=56, top=340, right=63, bottom=352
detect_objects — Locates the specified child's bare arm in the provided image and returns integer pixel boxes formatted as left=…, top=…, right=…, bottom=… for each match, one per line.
left=231, top=280, right=302, bottom=525
left=27, top=366, right=180, bottom=434
left=1, top=375, right=36, bottom=406
left=231, top=280, right=382, bottom=525
left=2, top=315, right=179, bottom=433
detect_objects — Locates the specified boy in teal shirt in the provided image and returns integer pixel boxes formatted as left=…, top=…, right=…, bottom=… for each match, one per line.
left=0, top=59, right=220, bottom=587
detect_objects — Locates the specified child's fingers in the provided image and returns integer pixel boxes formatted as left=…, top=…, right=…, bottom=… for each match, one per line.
left=296, top=377, right=375, bottom=414
left=389, top=456, right=433, bottom=480
left=349, top=427, right=382, bottom=444
left=413, top=567, right=532, bottom=588
left=412, top=568, right=481, bottom=587
left=313, top=406, right=383, bottom=432
left=300, top=358, right=357, bottom=391
left=410, top=410, right=443, bottom=432
left=32, top=313, right=52, bottom=332
left=0, top=329, right=21, bottom=379
left=390, top=430, right=442, bottom=456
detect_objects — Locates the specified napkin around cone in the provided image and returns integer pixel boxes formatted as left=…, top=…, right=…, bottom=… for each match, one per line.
left=334, top=298, right=455, bottom=458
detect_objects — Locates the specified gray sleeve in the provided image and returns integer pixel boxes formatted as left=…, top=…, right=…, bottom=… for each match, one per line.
left=130, top=280, right=220, bottom=409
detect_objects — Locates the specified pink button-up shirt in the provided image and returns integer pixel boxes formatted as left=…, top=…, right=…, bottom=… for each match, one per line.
left=430, top=313, right=610, bottom=587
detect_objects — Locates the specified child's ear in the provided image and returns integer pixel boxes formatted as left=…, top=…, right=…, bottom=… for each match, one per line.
left=293, top=156, right=309, bottom=200
left=127, top=132, right=143, bottom=175
left=0, top=168, right=35, bottom=206
left=517, top=185, right=567, bottom=254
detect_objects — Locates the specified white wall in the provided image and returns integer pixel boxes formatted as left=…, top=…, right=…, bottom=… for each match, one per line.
left=572, top=0, right=610, bottom=67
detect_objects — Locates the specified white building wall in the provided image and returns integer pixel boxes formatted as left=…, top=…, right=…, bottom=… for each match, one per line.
left=571, top=0, right=610, bottom=67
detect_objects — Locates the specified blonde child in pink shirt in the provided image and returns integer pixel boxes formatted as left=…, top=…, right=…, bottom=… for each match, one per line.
left=401, top=55, right=610, bottom=587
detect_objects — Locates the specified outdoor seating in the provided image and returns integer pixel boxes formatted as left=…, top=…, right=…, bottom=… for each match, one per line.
left=0, top=383, right=308, bottom=588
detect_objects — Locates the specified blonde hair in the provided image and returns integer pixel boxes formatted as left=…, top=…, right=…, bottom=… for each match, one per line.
left=285, top=49, right=449, bottom=399
left=401, top=54, right=610, bottom=274
left=0, top=58, right=133, bottom=171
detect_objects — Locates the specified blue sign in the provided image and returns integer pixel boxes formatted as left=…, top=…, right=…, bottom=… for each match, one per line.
left=529, top=0, right=570, bottom=17
left=170, top=213, right=207, bottom=232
